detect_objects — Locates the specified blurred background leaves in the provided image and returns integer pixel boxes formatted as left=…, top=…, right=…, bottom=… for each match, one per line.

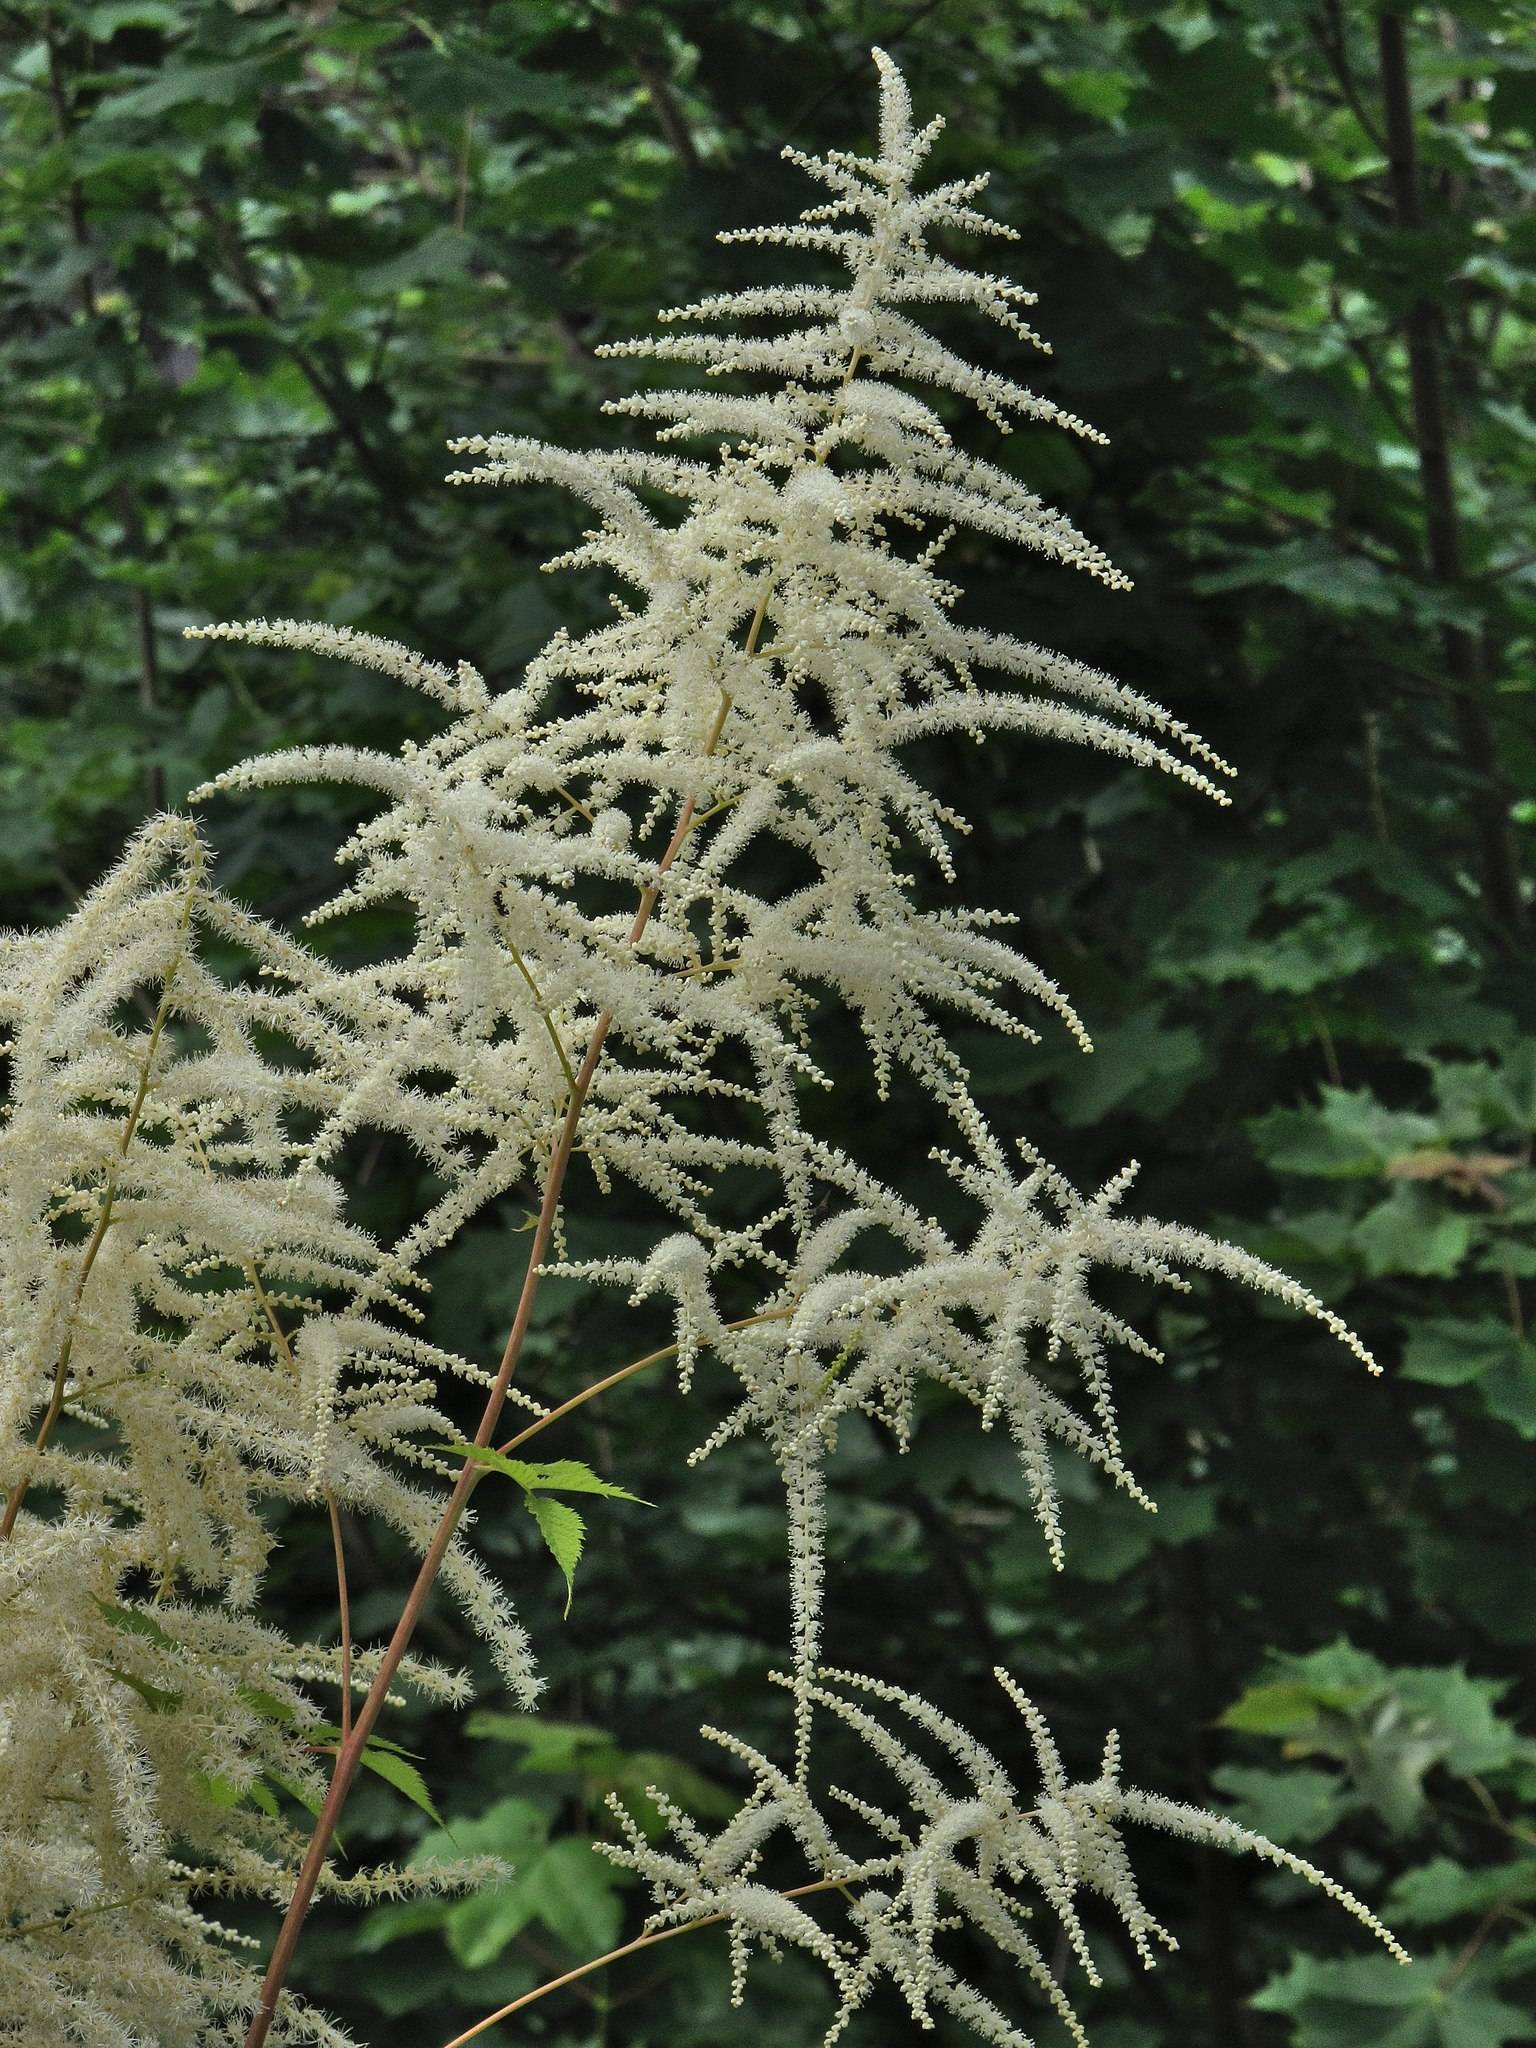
left=2, top=1, right=1533, bottom=2043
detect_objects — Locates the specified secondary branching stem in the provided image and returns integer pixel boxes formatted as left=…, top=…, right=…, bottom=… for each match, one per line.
left=498, top=1307, right=796, bottom=1456
left=437, top=1872, right=864, bottom=2048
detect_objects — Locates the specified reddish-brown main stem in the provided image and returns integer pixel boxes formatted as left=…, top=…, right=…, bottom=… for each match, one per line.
left=242, top=693, right=738, bottom=2047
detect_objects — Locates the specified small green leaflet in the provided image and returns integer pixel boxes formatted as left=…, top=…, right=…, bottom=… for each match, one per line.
left=105, top=1665, right=182, bottom=1714
left=447, top=1450, right=649, bottom=1501
left=237, top=1686, right=297, bottom=1725
left=308, top=1725, right=445, bottom=1828
left=94, top=1598, right=178, bottom=1650
left=352, top=1748, right=444, bottom=1827
left=194, top=1769, right=330, bottom=1839
left=245, top=1780, right=281, bottom=1821
left=527, top=1496, right=585, bottom=1616
left=196, top=1691, right=439, bottom=1832
left=432, top=1444, right=649, bottom=1617
left=96, top=1602, right=185, bottom=1711
left=197, top=1771, right=270, bottom=1816
left=269, top=1772, right=327, bottom=1824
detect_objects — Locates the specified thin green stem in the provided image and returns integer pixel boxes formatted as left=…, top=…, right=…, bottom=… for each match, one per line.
left=505, top=934, right=578, bottom=1094
left=2, top=1892, right=154, bottom=1943
left=326, top=1495, right=353, bottom=1748
left=498, top=1308, right=796, bottom=1456
left=438, top=1874, right=855, bottom=2048
left=553, top=781, right=597, bottom=823
left=690, top=791, right=743, bottom=827
left=667, top=956, right=741, bottom=981
left=1436, top=1903, right=1509, bottom=1995
left=463, top=840, right=578, bottom=1094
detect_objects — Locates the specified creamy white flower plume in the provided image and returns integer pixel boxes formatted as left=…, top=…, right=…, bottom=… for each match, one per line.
left=603, top=1665, right=1407, bottom=2048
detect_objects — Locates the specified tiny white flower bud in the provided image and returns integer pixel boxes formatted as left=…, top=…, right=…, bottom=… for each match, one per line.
left=592, top=807, right=632, bottom=850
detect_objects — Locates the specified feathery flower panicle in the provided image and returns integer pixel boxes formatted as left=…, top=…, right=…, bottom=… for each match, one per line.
left=574, top=1132, right=1376, bottom=1779
left=0, top=820, right=534, bottom=2041
left=3, top=46, right=1400, bottom=2046
left=603, top=1668, right=1407, bottom=2048
left=193, top=47, right=1229, bottom=1182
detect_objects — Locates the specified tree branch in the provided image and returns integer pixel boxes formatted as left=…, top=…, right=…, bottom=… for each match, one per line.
left=607, top=0, right=701, bottom=172
left=182, top=183, right=422, bottom=527
left=1376, top=8, right=1526, bottom=946
left=1311, top=1, right=1387, bottom=150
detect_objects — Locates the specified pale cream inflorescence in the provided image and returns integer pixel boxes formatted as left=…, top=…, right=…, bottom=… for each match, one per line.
left=2, top=48, right=1396, bottom=2046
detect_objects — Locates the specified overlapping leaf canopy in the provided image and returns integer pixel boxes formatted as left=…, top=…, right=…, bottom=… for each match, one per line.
left=2, top=4, right=1532, bottom=2045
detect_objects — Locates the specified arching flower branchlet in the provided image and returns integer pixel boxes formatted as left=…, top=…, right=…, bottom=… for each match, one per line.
left=602, top=1667, right=1408, bottom=2048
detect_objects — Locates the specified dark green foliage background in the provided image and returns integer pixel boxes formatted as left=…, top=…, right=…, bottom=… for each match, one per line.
left=3, top=3, right=1534, bottom=2044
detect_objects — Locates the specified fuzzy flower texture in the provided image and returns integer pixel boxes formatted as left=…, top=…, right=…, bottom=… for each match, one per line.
left=1, top=50, right=1402, bottom=2048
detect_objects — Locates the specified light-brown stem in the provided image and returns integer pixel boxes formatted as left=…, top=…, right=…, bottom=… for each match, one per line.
left=325, top=1497, right=353, bottom=1747
left=439, top=1875, right=851, bottom=2048
left=498, top=1307, right=795, bottom=1457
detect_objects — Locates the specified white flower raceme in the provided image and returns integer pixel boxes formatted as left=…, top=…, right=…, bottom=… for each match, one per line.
left=602, top=1666, right=1408, bottom=2048
left=0, top=819, right=527, bottom=2042
left=573, top=1132, right=1376, bottom=1774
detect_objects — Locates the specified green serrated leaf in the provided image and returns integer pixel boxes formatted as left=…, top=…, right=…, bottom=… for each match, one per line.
left=359, top=228, right=471, bottom=294
left=431, top=1443, right=648, bottom=1503
left=309, top=1724, right=419, bottom=1759
left=1218, top=1678, right=1370, bottom=1736
left=1250, top=1088, right=1442, bottom=1179
left=195, top=1772, right=247, bottom=1811
left=304, top=1724, right=441, bottom=1824
left=462, top=1715, right=737, bottom=1824
left=1388, top=1855, right=1536, bottom=1927
left=1210, top=1764, right=1351, bottom=1846
left=269, top=1772, right=327, bottom=1824
left=237, top=1687, right=297, bottom=1724
left=595, top=1749, right=739, bottom=1827
left=1403, top=1319, right=1536, bottom=1435
left=527, top=1494, right=586, bottom=1617
left=1402, top=1317, right=1519, bottom=1388
left=507, top=1457, right=649, bottom=1503
left=466, top=1712, right=611, bottom=1768
left=1253, top=1949, right=1532, bottom=2047
left=357, top=1746, right=444, bottom=1828
left=91, top=50, right=295, bottom=122
left=105, top=1665, right=183, bottom=1713
left=197, top=1772, right=280, bottom=1823
left=87, top=3, right=185, bottom=35
left=521, top=1835, right=626, bottom=1957
left=246, top=1778, right=280, bottom=1820
left=1353, top=1185, right=1473, bottom=1279
left=401, top=1797, right=550, bottom=1967
left=94, top=1599, right=178, bottom=1650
